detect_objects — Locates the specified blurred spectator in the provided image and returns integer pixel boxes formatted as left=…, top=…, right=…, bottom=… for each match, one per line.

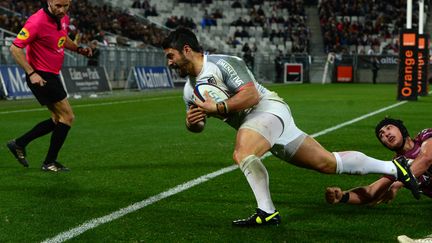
left=251, top=43, right=258, bottom=53
left=227, top=0, right=310, bottom=53
left=116, top=36, right=129, bottom=47
left=226, top=36, right=241, bottom=48
left=142, top=0, right=151, bottom=9
left=274, top=51, right=284, bottom=83
left=234, top=27, right=250, bottom=38
left=0, top=0, right=167, bottom=48
left=95, top=30, right=109, bottom=46
left=144, top=4, right=158, bottom=17
left=201, top=9, right=216, bottom=29
left=232, top=0, right=242, bottom=8
left=242, top=43, right=251, bottom=53
left=165, top=16, right=178, bottom=29
left=240, top=27, right=250, bottom=38
left=132, top=0, right=141, bottom=8
left=371, top=56, right=380, bottom=84
left=68, top=18, right=82, bottom=45
left=212, top=9, right=223, bottom=19
left=165, top=16, right=196, bottom=29
left=318, top=0, right=428, bottom=54
left=382, top=39, right=399, bottom=55
left=243, top=49, right=254, bottom=72
left=87, top=40, right=100, bottom=66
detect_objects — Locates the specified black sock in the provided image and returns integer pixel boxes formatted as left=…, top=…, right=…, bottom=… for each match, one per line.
left=44, top=122, right=71, bottom=164
left=15, top=119, right=56, bottom=147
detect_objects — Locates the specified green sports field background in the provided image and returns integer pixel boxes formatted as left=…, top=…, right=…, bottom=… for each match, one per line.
left=0, top=83, right=430, bottom=242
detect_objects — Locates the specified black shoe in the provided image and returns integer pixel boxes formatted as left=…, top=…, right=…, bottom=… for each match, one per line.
left=392, top=156, right=421, bottom=200
left=41, top=161, right=70, bottom=172
left=232, top=208, right=281, bottom=227
left=6, top=140, right=29, bottom=167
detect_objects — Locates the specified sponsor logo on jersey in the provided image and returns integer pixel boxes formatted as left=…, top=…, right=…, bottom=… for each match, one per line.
left=57, top=36, right=66, bottom=48
left=216, top=59, right=244, bottom=86
left=198, top=77, right=216, bottom=85
left=17, top=28, right=30, bottom=40
left=207, top=77, right=216, bottom=85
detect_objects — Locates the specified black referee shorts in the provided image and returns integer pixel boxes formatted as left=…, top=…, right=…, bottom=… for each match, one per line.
left=26, top=70, right=67, bottom=106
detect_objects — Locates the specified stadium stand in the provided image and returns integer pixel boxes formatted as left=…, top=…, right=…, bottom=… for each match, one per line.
left=0, top=0, right=430, bottom=84
left=318, top=0, right=430, bottom=55
left=0, top=0, right=167, bottom=48
left=144, top=0, right=311, bottom=58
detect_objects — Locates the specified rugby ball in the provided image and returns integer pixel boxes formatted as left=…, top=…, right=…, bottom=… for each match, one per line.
left=193, top=83, right=229, bottom=103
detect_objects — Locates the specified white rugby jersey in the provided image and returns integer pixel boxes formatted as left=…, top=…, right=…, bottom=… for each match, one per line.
left=183, top=54, right=284, bottom=129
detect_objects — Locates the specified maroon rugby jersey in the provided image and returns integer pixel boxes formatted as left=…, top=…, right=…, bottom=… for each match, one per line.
left=397, top=128, right=432, bottom=198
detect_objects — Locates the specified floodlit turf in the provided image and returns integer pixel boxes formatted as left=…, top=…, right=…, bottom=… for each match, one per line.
left=0, top=84, right=431, bottom=242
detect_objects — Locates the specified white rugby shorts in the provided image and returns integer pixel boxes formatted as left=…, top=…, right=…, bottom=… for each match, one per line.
left=240, top=98, right=306, bottom=159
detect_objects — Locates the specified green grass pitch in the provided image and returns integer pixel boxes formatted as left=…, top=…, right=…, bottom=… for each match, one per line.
left=0, top=83, right=431, bottom=242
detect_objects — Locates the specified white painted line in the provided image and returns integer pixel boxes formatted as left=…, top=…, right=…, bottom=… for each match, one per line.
left=310, top=90, right=431, bottom=138
left=41, top=99, right=411, bottom=243
left=310, top=101, right=407, bottom=138
left=41, top=165, right=238, bottom=243
left=0, top=96, right=178, bottom=115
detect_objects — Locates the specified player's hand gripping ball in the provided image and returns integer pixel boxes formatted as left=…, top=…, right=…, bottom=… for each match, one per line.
left=193, top=83, right=229, bottom=118
left=193, top=83, right=229, bottom=103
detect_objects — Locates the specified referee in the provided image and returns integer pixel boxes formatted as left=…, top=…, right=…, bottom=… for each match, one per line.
left=7, top=0, right=92, bottom=172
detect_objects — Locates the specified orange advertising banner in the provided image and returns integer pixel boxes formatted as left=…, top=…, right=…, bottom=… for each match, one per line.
left=397, top=30, right=418, bottom=101
left=418, top=34, right=429, bottom=96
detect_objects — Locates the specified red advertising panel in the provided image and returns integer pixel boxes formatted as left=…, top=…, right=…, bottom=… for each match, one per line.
left=336, top=65, right=353, bottom=83
left=284, top=63, right=303, bottom=83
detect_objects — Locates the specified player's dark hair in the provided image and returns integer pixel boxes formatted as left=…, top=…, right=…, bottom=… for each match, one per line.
left=375, top=117, right=409, bottom=151
left=162, top=27, right=202, bottom=52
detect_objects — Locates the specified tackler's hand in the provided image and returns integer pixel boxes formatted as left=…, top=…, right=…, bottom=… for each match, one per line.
left=325, top=187, right=344, bottom=204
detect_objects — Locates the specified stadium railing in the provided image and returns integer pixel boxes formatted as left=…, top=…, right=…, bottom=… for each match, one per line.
left=0, top=38, right=166, bottom=89
left=1, top=37, right=405, bottom=85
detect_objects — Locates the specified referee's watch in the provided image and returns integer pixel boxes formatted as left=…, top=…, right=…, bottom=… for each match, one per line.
left=27, top=71, right=36, bottom=77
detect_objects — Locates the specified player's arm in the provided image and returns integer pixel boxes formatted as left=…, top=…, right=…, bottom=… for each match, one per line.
left=9, top=44, right=46, bottom=86
left=195, top=82, right=259, bottom=115
left=325, top=177, right=394, bottom=205
left=64, top=36, right=92, bottom=57
left=225, top=82, right=259, bottom=112
left=9, top=44, right=34, bottom=75
left=377, top=181, right=404, bottom=204
left=409, top=138, right=432, bottom=177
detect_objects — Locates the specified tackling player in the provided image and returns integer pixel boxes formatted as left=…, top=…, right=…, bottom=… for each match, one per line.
left=398, top=234, right=432, bottom=243
left=325, top=117, right=432, bottom=205
left=162, top=28, right=420, bottom=227
left=7, top=0, right=92, bottom=172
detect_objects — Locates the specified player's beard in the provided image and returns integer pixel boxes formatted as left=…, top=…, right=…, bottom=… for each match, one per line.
left=174, top=54, right=191, bottom=78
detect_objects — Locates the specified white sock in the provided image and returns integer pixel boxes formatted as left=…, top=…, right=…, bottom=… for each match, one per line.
left=240, top=155, right=276, bottom=213
left=334, top=151, right=397, bottom=177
